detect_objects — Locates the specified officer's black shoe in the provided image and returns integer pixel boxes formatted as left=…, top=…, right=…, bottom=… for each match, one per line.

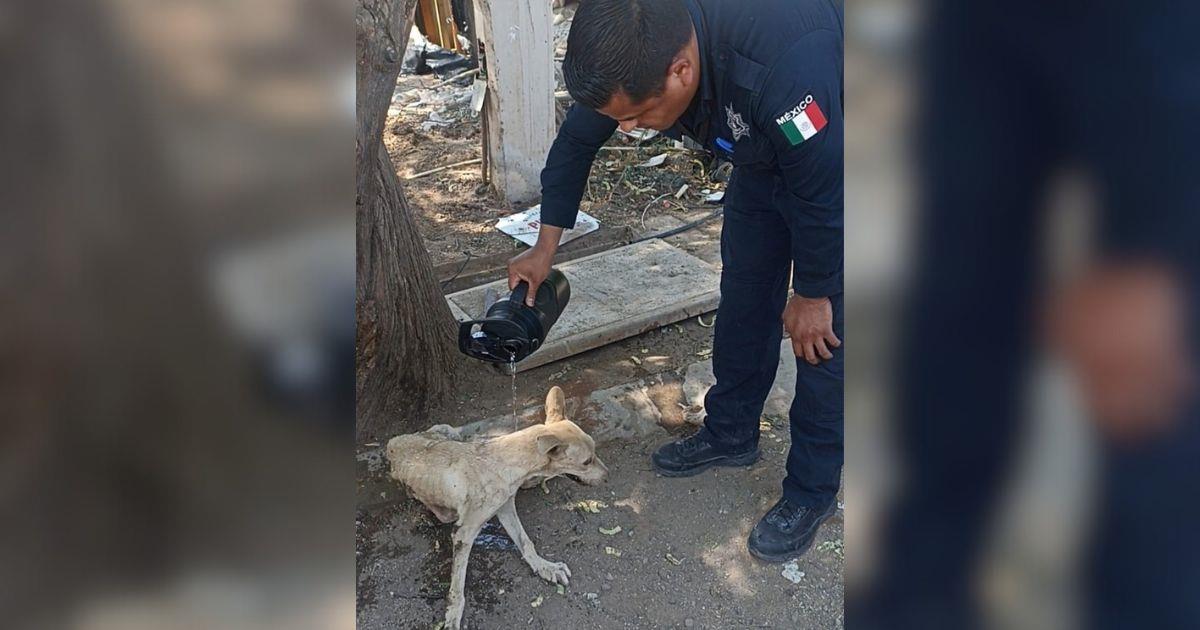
left=747, top=498, right=837, bottom=563
left=651, top=432, right=760, bottom=477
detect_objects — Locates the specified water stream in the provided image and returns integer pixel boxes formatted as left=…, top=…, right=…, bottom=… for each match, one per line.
left=508, top=353, right=518, bottom=432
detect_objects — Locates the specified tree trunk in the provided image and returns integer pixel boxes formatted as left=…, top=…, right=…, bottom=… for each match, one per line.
left=356, top=0, right=460, bottom=439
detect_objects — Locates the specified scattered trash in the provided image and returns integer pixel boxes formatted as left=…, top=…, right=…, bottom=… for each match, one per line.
left=665, top=553, right=683, bottom=565
left=432, top=622, right=444, bottom=630
left=759, top=420, right=774, bottom=431
left=568, top=499, right=608, bottom=513
left=674, top=184, right=689, bottom=198
left=705, top=190, right=725, bottom=203
left=712, top=161, right=734, bottom=183
left=599, top=525, right=623, bottom=536
left=427, top=67, right=480, bottom=90
left=556, top=584, right=566, bottom=596
left=817, top=539, right=845, bottom=559
left=630, top=356, right=643, bottom=366
left=696, top=348, right=713, bottom=359
left=406, top=157, right=482, bottom=180
left=782, top=561, right=806, bottom=584
left=530, top=595, right=544, bottom=608
left=541, top=479, right=551, bottom=494
left=474, top=522, right=519, bottom=551
left=403, top=32, right=474, bottom=77
left=470, top=78, right=487, bottom=112
left=497, top=205, right=600, bottom=247
left=617, top=127, right=659, bottom=142
left=637, top=153, right=669, bottom=168
left=420, top=109, right=456, bottom=131
left=585, top=592, right=600, bottom=601
left=604, top=546, right=622, bottom=557
left=640, top=348, right=649, bottom=354
left=697, top=313, right=717, bottom=328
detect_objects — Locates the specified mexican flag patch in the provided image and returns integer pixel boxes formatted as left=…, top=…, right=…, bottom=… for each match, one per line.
left=775, top=94, right=828, bottom=146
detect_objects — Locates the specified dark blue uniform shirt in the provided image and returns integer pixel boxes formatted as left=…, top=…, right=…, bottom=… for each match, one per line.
left=539, top=0, right=844, bottom=297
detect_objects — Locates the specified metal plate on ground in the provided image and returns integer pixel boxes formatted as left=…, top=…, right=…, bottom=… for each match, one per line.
left=446, top=238, right=720, bottom=372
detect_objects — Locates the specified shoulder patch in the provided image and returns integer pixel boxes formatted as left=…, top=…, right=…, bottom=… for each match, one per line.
left=775, top=94, right=827, bottom=146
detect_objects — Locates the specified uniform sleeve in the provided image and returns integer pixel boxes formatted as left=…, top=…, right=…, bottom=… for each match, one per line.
left=538, top=104, right=618, bottom=228
left=755, top=30, right=843, bottom=297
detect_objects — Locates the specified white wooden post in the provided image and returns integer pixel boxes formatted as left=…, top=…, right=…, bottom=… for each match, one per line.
left=476, top=0, right=556, bottom=206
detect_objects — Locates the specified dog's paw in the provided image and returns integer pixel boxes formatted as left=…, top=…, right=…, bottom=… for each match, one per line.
left=533, top=559, right=571, bottom=585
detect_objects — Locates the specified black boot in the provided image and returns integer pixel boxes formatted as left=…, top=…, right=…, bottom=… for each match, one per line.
left=747, top=497, right=836, bottom=563
left=651, top=432, right=760, bottom=477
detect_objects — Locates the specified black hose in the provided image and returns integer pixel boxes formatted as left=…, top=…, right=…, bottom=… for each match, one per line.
left=629, top=206, right=724, bottom=244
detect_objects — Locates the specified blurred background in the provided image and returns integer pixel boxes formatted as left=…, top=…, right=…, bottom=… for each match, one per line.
left=845, top=1, right=1096, bottom=626
left=846, top=1, right=1199, bottom=629
left=4, top=0, right=1197, bottom=628
left=1, top=1, right=354, bottom=628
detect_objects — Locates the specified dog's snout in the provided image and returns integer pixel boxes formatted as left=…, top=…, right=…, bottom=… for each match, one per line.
left=584, top=457, right=609, bottom=485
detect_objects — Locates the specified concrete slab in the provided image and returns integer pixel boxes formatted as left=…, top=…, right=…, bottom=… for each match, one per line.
left=446, top=238, right=721, bottom=372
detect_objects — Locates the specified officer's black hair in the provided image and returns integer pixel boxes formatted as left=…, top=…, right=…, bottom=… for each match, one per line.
left=562, top=0, right=694, bottom=110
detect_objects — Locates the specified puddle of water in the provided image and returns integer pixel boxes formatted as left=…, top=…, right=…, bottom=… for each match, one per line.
left=475, top=521, right=517, bottom=551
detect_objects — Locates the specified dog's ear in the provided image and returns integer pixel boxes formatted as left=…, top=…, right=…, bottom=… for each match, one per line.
left=545, top=386, right=566, bottom=424
left=536, top=433, right=566, bottom=458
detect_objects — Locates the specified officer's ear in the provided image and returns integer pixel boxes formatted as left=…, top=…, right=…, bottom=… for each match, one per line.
left=668, top=56, right=694, bottom=89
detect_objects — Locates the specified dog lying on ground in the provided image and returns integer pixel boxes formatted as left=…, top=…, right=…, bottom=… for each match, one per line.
left=387, top=386, right=608, bottom=630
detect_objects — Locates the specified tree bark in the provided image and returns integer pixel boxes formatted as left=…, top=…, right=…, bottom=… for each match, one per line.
left=356, top=0, right=460, bottom=439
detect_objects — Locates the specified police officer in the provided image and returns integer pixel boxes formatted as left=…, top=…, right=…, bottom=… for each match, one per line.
left=507, top=0, right=843, bottom=561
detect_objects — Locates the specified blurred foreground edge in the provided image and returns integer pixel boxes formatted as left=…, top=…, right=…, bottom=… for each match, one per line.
left=2, top=1, right=354, bottom=629
left=848, top=1, right=1200, bottom=629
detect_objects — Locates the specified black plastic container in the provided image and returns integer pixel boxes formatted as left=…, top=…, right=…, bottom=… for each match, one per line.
left=458, top=268, right=571, bottom=365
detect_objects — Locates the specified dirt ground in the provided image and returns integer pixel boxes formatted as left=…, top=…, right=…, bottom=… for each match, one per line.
left=357, top=431, right=844, bottom=630
left=356, top=323, right=845, bottom=630
left=357, top=15, right=843, bottom=629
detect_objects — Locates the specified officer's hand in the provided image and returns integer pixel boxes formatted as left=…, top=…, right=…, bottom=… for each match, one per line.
left=1047, top=263, right=1195, bottom=444
left=783, top=295, right=841, bottom=365
left=507, top=246, right=554, bottom=307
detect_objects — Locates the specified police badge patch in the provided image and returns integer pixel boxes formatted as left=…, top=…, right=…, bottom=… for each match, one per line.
left=725, top=103, right=750, bottom=141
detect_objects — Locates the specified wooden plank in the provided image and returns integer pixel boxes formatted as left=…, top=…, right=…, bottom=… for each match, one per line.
left=446, top=239, right=721, bottom=372
left=476, top=0, right=555, bottom=204
left=414, top=0, right=442, bottom=47
left=415, top=0, right=460, bottom=50
left=431, top=0, right=459, bottom=51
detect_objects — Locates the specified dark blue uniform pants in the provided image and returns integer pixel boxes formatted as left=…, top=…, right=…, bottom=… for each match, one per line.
left=698, top=167, right=844, bottom=509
